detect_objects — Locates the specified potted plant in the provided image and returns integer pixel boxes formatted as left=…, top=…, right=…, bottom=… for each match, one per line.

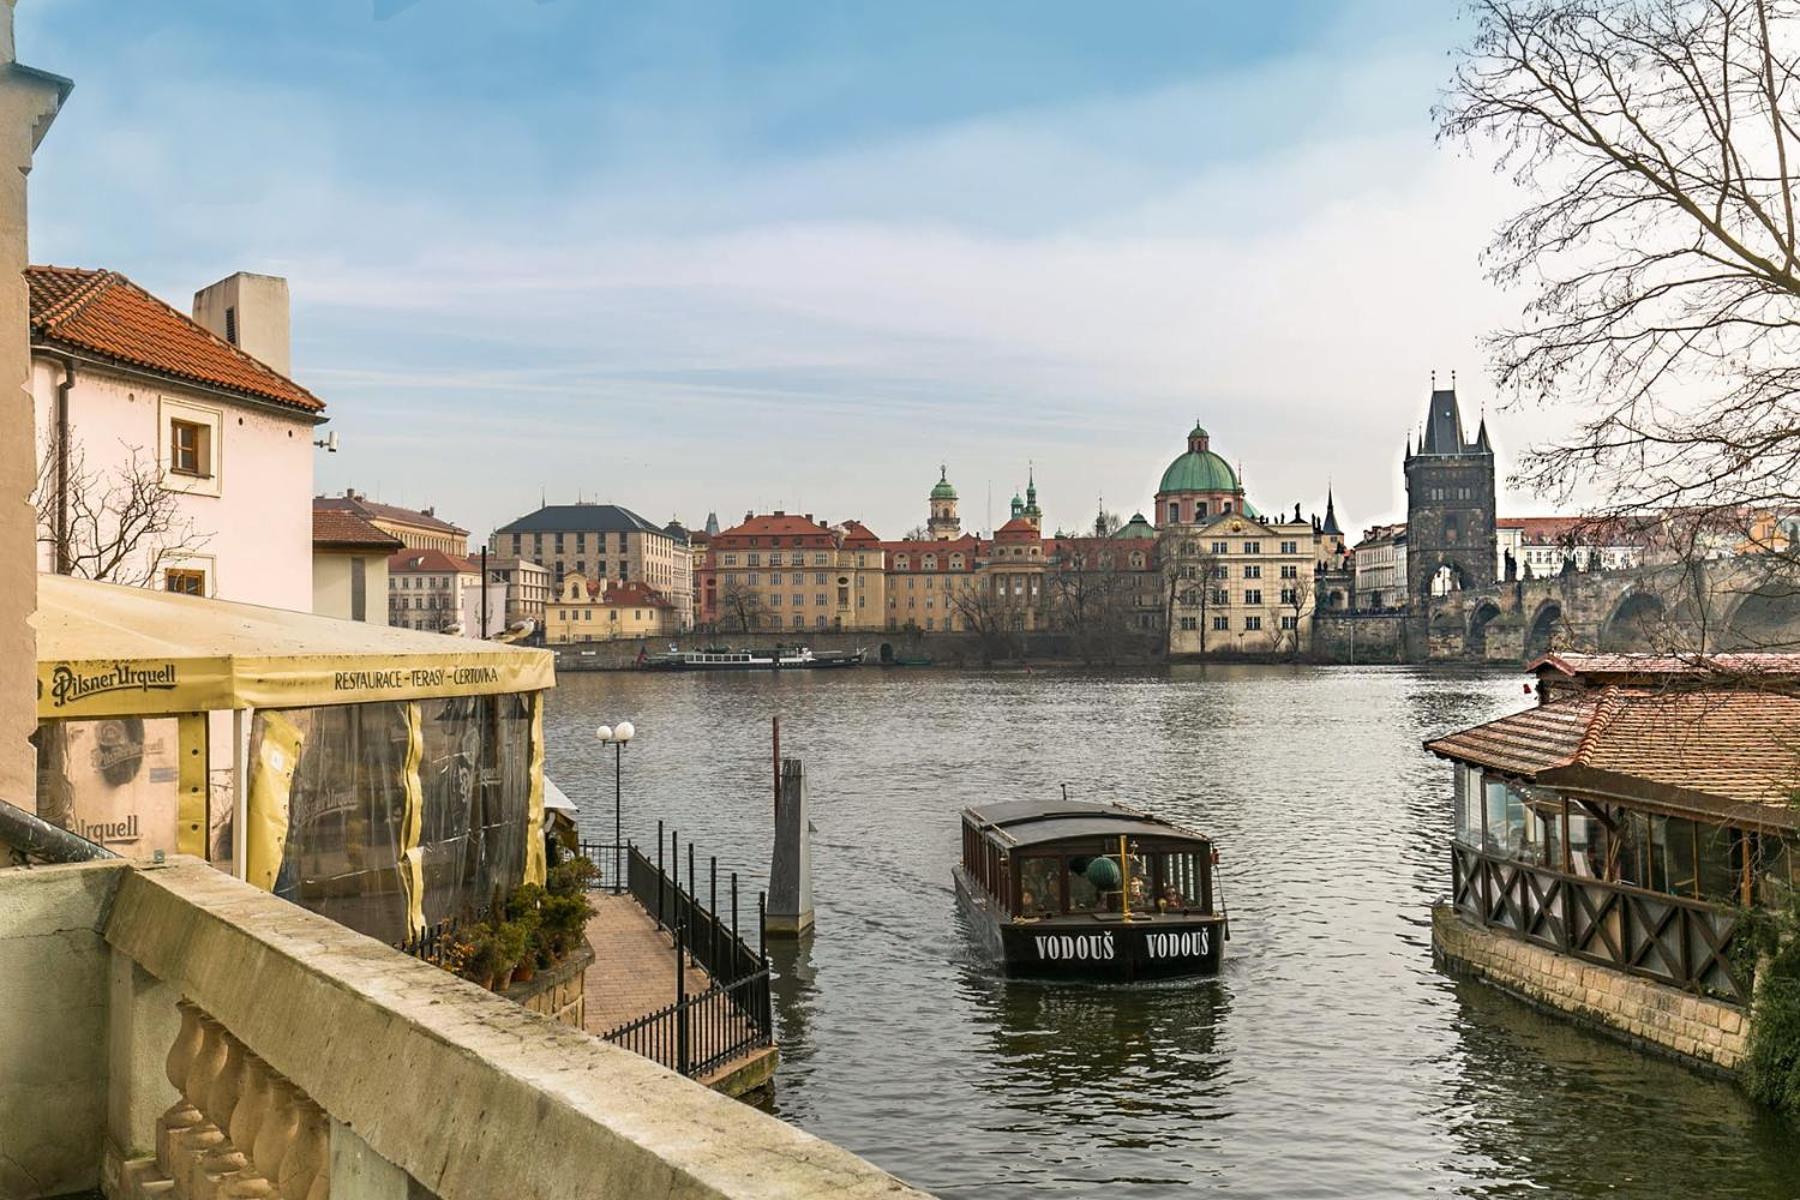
left=461, top=929, right=502, bottom=990
left=507, top=884, right=545, bottom=983
left=493, top=919, right=529, bottom=991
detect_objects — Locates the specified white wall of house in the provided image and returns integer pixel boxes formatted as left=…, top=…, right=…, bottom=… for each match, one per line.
left=32, top=358, right=316, bottom=610
left=313, top=550, right=391, bottom=624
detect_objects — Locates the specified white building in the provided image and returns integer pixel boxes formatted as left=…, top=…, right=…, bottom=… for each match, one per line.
left=312, top=505, right=402, bottom=623
left=29, top=267, right=323, bottom=609
left=1498, top=517, right=1647, bottom=579
left=1353, top=525, right=1407, bottom=610
left=387, top=549, right=481, bottom=634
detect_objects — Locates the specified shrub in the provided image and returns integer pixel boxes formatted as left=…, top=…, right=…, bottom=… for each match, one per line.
left=547, top=856, right=599, bottom=897
left=1741, top=895, right=1800, bottom=1117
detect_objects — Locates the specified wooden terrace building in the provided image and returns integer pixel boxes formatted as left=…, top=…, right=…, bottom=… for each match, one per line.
left=1426, top=653, right=1800, bottom=1070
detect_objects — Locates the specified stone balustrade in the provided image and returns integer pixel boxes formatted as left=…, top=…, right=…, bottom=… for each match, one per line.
left=0, top=857, right=929, bottom=1200
left=122, top=1000, right=330, bottom=1200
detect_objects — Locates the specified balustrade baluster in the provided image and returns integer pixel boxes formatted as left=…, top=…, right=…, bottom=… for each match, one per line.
left=194, top=1032, right=251, bottom=1200
left=158, top=1001, right=208, bottom=1175
left=276, top=1102, right=329, bottom=1200
left=224, top=1077, right=301, bottom=1198
left=173, top=1016, right=233, bottom=1181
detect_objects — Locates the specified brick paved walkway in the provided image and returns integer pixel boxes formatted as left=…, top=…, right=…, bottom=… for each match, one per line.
left=580, top=894, right=772, bottom=1088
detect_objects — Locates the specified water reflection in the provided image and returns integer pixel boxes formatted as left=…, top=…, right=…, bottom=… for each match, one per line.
left=544, top=666, right=1800, bottom=1198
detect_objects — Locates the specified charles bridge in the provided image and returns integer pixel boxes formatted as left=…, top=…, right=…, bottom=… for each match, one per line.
left=1314, top=558, right=1800, bottom=664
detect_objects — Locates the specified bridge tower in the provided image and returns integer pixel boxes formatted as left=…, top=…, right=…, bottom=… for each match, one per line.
left=1404, top=380, right=1496, bottom=608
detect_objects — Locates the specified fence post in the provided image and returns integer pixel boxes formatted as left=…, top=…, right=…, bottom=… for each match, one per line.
left=768, top=757, right=814, bottom=936
left=710, top=855, right=719, bottom=976
left=758, top=891, right=771, bottom=1038
left=731, top=873, right=740, bottom=979
left=671, top=829, right=680, bottom=938
left=675, top=921, right=690, bottom=1076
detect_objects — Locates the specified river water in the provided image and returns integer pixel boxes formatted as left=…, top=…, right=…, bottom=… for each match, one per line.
left=543, top=665, right=1800, bottom=1198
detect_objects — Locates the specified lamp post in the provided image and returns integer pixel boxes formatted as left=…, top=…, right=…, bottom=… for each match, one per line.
left=595, top=720, right=635, bottom=893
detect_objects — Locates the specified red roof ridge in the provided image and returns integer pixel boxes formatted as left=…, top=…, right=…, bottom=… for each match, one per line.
left=1572, top=686, right=1628, bottom=766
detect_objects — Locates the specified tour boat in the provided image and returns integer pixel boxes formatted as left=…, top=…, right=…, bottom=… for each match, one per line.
left=953, top=798, right=1228, bottom=980
left=641, top=644, right=865, bottom=671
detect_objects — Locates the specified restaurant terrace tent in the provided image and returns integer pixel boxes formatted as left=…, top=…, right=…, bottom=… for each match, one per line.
left=32, top=575, right=555, bottom=942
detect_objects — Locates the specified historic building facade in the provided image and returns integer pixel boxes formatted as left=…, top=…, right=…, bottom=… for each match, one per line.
left=545, top=574, right=678, bottom=643
left=1403, top=384, right=1497, bottom=605
left=489, top=502, right=692, bottom=629
left=1152, top=423, right=1330, bottom=656
left=697, top=511, right=887, bottom=633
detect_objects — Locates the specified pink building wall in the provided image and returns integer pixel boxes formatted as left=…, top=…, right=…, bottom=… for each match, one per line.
left=31, top=356, right=316, bottom=611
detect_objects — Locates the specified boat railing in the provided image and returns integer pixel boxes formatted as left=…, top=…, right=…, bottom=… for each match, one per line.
left=1449, top=840, right=1746, bottom=1005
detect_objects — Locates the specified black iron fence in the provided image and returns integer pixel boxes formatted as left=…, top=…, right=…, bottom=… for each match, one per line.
left=598, top=824, right=774, bottom=1079
left=1450, top=841, right=1746, bottom=1004
left=395, top=911, right=483, bottom=968
left=575, top=840, right=629, bottom=894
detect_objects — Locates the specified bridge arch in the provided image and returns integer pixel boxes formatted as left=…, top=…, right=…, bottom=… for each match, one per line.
left=1720, top=580, right=1800, bottom=651
left=1467, top=599, right=1504, bottom=658
left=1525, top=599, right=1566, bottom=660
left=1599, top=588, right=1666, bottom=652
left=1424, top=559, right=1474, bottom=599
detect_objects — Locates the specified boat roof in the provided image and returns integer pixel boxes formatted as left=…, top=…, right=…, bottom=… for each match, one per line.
left=963, top=799, right=1207, bottom=848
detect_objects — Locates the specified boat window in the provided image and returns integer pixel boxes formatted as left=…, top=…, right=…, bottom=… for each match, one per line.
left=1482, top=775, right=1527, bottom=857
left=1157, top=851, right=1200, bottom=911
left=1696, top=822, right=1741, bottom=903
left=1067, top=855, right=1105, bottom=913
left=1018, top=856, right=1060, bottom=915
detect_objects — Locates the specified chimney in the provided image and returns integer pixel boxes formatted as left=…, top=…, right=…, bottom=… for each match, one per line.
left=193, top=272, right=292, bottom=377
left=804, top=513, right=813, bottom=523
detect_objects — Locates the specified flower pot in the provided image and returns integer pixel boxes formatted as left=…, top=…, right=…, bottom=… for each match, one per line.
left=495, top=966, right=515, bottom=991
left=513, top=960, right=536, bottom=985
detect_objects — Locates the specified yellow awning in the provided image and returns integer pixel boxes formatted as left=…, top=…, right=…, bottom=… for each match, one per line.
left=34, top=574, right=555, bottom=719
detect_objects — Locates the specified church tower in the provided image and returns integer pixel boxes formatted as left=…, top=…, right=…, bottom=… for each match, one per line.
left=928, top=465, right=960, bottom=540
left=1403, top=378, right=1496, bottom=607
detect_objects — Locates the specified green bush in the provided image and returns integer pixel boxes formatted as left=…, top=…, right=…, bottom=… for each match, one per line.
left=493, top=919, right=530, bottom=978
left=547, top=856, right=599, bottom=896
left=1741, top=895, right=1800, bottom=1116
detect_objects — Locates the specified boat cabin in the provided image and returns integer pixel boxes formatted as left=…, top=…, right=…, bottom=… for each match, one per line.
left=954, top=799, right=1226, bottom=979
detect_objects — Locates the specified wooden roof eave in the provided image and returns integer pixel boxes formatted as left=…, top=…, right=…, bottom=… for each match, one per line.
left=1536, top=763, right=1800, bottom=833
left=1421, top=739, right=1552, bottom=786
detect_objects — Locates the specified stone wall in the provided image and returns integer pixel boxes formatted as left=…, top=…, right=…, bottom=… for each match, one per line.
left=504, top=941, right=592, bottom=1028
left=1432, top=904, right=1747, bottom=1072
left=550, top=628, right=1164, bottom=670
left=0, top=860, right=117, bottom=1197
left=1310, top=612, right=1415, bottom=664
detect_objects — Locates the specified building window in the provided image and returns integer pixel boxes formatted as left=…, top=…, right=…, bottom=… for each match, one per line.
left=1244, top=564, right=1261, bottom=579
left=1168, top=503, right=1180, bottom=523
left=223, top=305, right=238, bottom=345
left=1245, top=615, right=1262, bottom=630
left=1212, top=615, right=1229, bottom=631
left=1245, top=588, right=1262, bottom=605
left=1280, top=540, right=1298, bottom=554
left=1280, top=615, right=1298, bottom=630
left=169, top=419, right=212, bottom=477
left=1179, top=616, right=1197, bottom=631
left=1281, top=564, right=1298, bottom=579
left=1280, top=587, right=1298, bottom=605
left=165, top=567, right=206, bottom=596
left=1243, top=541, right=1261, bottom=554
left=1211, top=589, right=1229, bottom=606
left=1211, top=541, right=1228, bottom=554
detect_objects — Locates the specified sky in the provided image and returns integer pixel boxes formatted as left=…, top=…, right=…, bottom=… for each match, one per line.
left=20, top=0, right=1564, bottom=542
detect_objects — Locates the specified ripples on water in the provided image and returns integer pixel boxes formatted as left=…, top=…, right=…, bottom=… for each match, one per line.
left=545, top=665, right=1800, bottom=1198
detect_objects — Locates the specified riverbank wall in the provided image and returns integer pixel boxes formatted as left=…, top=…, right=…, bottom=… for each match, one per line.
left=1431, top=904, right=1747, bottom=1073
left=1310, top=613, right=1419, bottom=664
left=549, top=630, right=1166, bottom=671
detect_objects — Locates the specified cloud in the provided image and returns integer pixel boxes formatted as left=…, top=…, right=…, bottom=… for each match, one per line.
left=25, top=8, right=1563, bottom=539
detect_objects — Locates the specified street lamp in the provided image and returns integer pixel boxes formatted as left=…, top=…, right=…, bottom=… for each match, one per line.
left=595, top=721, right=635, bottom=892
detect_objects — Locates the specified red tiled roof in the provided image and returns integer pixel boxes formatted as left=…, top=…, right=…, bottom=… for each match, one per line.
left=1427, top=687, right=1800, bottom=819
left=312, top=509, right=404, bottom=551
left=315, top=493, right=467, bottom=536
left=388, top=548, right=478, bottom=574
left=883, top=534, right=985, bottom=570
left=994, top=517, right=1041, bottom=539
left=836, top=520, right=883, bottom=546
left=714, top=512, right=838, bottom=545
left=27, top=265, right=324, bottom=414
left=1529, top=652, right=1800, bottom=683
left=600, top=580, right=675, bottom=609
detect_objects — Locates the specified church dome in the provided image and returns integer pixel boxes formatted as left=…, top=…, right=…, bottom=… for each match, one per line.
left=930, top=466, right=957, bottom=501
left=1114, top=513, right=1157, bottom=540
left=1158, top=447, right=1238, bottom=494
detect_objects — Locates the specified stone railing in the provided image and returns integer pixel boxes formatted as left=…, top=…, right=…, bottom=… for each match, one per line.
left=0, top=857, right=929, bottom=1200
left=126, top=1001, right=330, bottom=1199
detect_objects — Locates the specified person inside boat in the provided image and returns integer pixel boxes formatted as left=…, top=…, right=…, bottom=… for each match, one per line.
left=1158, top=884, right=1186, bottom=913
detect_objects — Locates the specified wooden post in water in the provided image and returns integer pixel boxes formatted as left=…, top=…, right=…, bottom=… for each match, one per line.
left=766, top=756, right=814, bottom=936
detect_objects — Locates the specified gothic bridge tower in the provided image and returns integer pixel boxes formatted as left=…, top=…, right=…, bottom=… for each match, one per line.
left=1404, top=378, right=1496, bottom=607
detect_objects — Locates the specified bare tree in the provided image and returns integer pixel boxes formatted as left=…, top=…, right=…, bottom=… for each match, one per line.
left=1277, top=573, right=1313, bottom=658
left=1048, top=541, right=1137, bottom=663
left=950, top=575, right=1024, bottom=662
left=35, top=435, right=211, bottom=586
left=901, top=525, right=930, bottom=541
left=1159, top=531, right=1223, bottom=655
left=717, top=575, right=767, bottom=633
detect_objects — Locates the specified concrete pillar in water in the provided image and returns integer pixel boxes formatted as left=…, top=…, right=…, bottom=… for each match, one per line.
left=766, top=757, right=813, bottom=936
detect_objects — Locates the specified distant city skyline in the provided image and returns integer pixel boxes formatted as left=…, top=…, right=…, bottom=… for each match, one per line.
left=22, top=1, right=1578, bottom=542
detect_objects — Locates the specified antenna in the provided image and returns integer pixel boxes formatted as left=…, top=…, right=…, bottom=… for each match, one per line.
left=1451, top=368, right=1458, bottom=389
left=1431, top=369, right=1437, bottom=389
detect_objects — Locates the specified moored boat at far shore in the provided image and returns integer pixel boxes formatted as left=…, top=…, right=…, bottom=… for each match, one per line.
left=640, top=643, right=865, bottom=670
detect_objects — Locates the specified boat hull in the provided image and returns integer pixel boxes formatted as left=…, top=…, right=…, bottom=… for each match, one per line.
left=953, top=866, right=1224, bottom=981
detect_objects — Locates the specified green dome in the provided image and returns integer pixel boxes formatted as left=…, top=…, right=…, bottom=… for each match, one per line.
left=1188, top=422, right=1209, bottom=440
left=1159, top=448, right=1239, bottom=494
left=1114, top=513, right=1157, bottom=540
left=930, top=466, right=957, bottom=501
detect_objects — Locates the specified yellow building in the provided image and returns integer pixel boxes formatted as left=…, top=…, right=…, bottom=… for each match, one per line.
left=545, top=574, right=679, bottom=644
left=698, top=511, right=887, bottom=633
